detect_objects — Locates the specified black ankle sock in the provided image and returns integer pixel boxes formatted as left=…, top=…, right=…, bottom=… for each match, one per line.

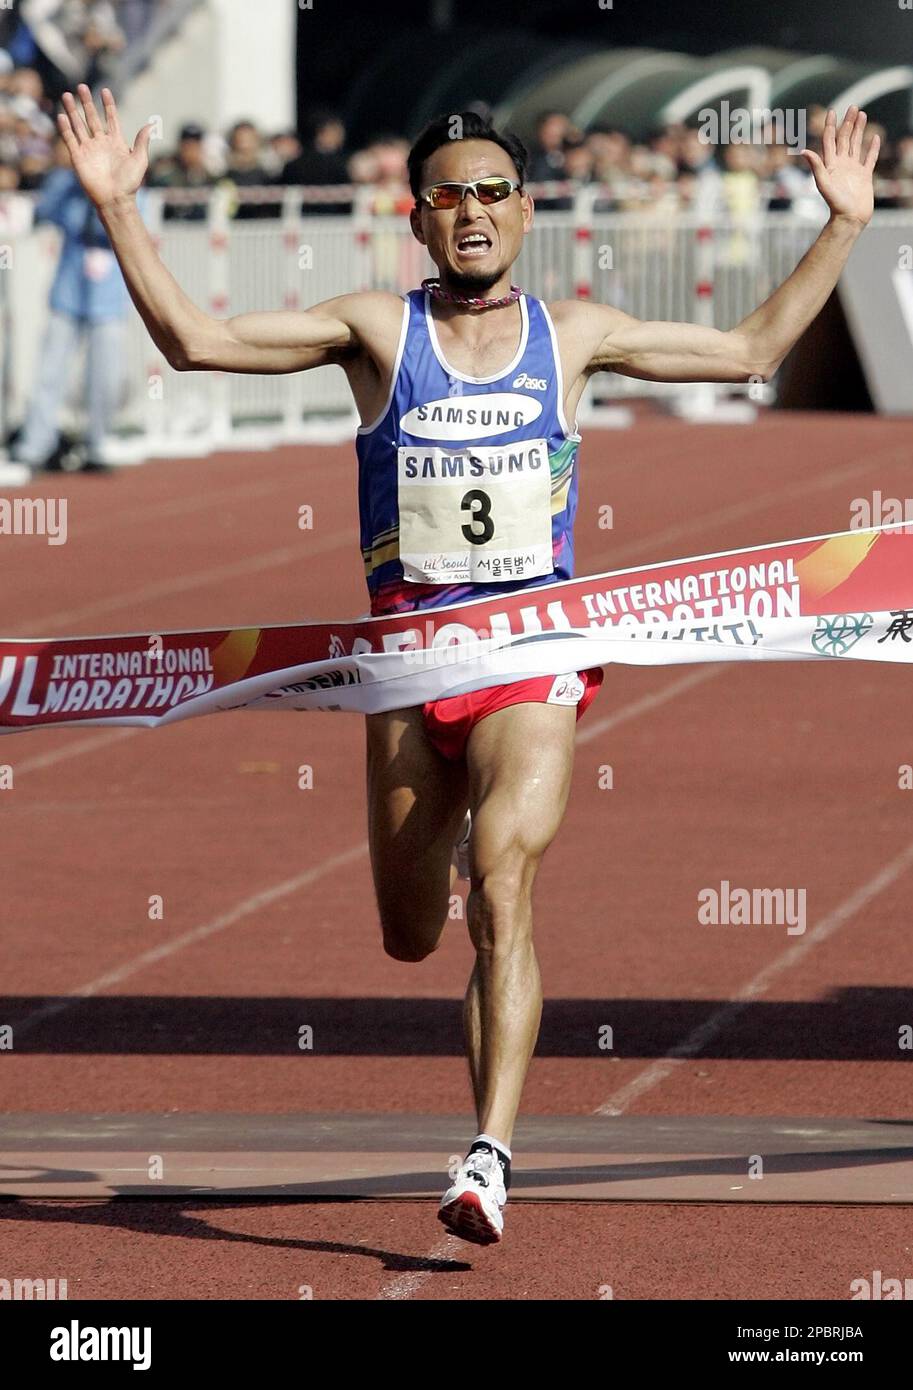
left=468, top=1139, right=511, bottom=1190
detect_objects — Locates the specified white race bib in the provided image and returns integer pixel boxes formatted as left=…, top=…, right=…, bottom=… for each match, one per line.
left=397, top=439, right=553, bottom=584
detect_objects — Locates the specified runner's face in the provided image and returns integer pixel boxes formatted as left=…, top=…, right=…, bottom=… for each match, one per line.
left=410, top=139, right=532, bottom=294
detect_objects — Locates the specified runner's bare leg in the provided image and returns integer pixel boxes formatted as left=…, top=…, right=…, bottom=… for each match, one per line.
left=365, top=706, right=468, bottom=961
left=462, top=701, right=577, bottom=1145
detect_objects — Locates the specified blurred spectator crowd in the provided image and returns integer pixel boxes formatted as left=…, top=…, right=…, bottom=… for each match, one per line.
left=514, top=107, right=913, bottom=216
left=2, top=4, right=913, bottom=218
left=1, top=0, right=162, bottom=193
left=95, top=105, right=913, bottom=220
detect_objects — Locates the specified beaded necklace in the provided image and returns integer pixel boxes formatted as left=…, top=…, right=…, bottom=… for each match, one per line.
left=421, top=277, right=522, bottom=310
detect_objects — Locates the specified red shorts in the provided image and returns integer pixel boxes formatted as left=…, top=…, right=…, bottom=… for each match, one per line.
left=422, top=666, right=604, bottom=762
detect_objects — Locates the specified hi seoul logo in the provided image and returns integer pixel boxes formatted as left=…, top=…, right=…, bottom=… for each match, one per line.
left=50, top=1321, right=151, bottom=1371
left=698, top=102, right=806, bottom=151
left=697, top=881, right=806, bottom=935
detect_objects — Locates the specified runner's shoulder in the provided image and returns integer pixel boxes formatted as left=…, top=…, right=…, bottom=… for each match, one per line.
left=318, top=290, right=405, bottom=332
left=547, top=297, right=626, bottom=337
left=547, top=298, right=631, bottom=370
left=312, top=290, right=406, bottom=359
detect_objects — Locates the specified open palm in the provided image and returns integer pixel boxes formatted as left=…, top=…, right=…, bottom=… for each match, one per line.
left=802, top=106, right=880, bottom=226
left=57, top=84, right=152, bottom=207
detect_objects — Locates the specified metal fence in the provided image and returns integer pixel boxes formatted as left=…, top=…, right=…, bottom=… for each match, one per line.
left=3, top=187, right=911, bottom=455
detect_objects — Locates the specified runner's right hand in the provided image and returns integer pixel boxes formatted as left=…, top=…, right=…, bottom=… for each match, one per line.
left=57, top=84, right=152, bottom=209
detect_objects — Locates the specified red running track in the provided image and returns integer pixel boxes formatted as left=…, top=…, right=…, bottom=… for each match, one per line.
left=1, top=410, right=911, bottom=1299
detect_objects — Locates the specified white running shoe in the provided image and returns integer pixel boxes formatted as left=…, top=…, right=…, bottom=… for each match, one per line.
left=438, top=1147, right=506, bottom=1245
left=452, top=811, right=471, bottom=881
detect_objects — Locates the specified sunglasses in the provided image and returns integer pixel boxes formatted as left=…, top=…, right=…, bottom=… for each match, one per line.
left=418, top=177, right=522, bottom=209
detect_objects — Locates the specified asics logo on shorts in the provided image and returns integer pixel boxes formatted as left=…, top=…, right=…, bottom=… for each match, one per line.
left=547, top=673, right=586, bottom=705
left=512, top=372, right=548, bottom=391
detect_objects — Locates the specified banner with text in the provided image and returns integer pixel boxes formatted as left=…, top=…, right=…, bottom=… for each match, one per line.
left=1, top=525, right=910, bottom=734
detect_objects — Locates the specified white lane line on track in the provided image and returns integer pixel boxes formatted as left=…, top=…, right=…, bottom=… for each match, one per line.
left=13, top=728, right=138, bottom=774
left=10, top=842, right=368, bottom=1040
left=375, top=1236, right=460, bottom=1300
left=593, top=838, right=913, bottom=1116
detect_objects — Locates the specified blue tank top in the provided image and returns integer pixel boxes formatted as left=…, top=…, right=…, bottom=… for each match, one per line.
left=356, top=287, right=581, bottom=616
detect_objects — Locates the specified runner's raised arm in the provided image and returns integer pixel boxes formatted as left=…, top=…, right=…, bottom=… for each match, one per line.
left=57, top=84, right=369, bottom=374
left=566, top=106, right=879, bottom=386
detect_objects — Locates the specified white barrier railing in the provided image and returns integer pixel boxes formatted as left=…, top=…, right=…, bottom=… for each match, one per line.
left=3, top=185, right=911, bottom=456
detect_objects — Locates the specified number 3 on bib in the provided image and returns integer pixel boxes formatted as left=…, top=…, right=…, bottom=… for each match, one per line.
left=461, top=488, right=495, bottom=545
left=397, top=439, right=554, bottom=584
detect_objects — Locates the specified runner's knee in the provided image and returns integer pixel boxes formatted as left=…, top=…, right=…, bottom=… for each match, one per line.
left=467, top=844, right=537, bottom=954
left=379, top=905, right=444, bottom=962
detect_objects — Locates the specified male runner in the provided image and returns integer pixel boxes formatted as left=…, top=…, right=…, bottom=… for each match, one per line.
left=56, top=88, right=878, bottom=1245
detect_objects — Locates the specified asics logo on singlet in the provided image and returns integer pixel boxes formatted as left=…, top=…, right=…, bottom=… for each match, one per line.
left=512, top=372, right=548, bottom=391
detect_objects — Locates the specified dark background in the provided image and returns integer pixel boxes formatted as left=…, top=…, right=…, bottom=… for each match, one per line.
left=297, top=0, right=913, bottom=142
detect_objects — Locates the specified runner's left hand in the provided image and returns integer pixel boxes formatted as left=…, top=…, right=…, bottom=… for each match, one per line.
left=801, top=106, right=879, bottom=227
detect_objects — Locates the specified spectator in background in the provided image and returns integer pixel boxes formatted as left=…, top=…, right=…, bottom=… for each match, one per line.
left=280, top=108, right=351, bottom=215
left=593, top=127, right=632, bottom=172
left=9, top=133, right=139, bottom=473
left=367, top=134, right=410, bottom=212
left=588, top=127, right=633, bottom=206
left=864, top=122, right=893, bottom=209
left=281, top=108, right=348, bottom=183
left=627, top=143, right=657, bottom=183
left=269, top=129, right=301, bottom=174
left=542, top=134, right=593, bottom=210
left=647, top=124, right=682, bottom=181
left=763, top=138, right=814, bottom=211
left=678, top=125, right=722, bottom=215
left=562, top=135, right=594, bottom=185
left=0, top=9, right=17, bottom=49
left=1, top=54, right=55, bottom=187
left=368, top=135, right=412, bottom=288
left=718, top=140, right=762, bottom=267
left=617, top=142, right=668, bottom=210
left=11, top=0, right=125, bottom=98
left=0, top=156, right=20, bottom=192
left=118, top=0, right=162, bottom=48
left=675, top=168, right=698, bottom=210
left=148, top=121, right=215, bottom=222
left=8, top=63, right=49, bottom=107
left=894, top=130, right=913, bottom=208
left=347, top=144, right=379, bottom=185
left=528, top=109, right=571, bottom=182
left=222, top=117, right=276, bottom=218
left=805, top=105, right=828, bottom=149
left=8, top=94, right=55, bottom=187
left=721, top=141, right=761, bottom=209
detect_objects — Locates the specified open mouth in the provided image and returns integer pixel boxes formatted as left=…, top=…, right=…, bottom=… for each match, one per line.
left=455, top=232, right=492, bottom=258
